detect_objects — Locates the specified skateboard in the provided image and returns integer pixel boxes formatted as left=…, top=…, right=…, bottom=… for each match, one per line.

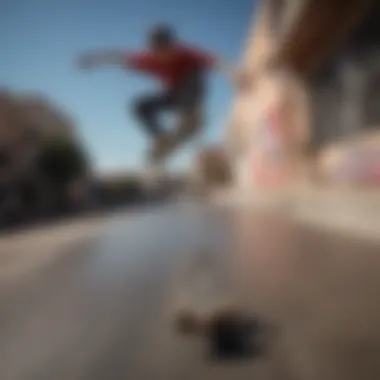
left=170, top=252, right=262, bottom=360
left=149, top=132, right=186, bottom=164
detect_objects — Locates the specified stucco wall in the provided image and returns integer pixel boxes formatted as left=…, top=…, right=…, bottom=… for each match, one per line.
left=226, top=0, right=310, bottom=189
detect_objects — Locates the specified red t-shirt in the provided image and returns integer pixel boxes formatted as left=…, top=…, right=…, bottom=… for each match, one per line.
left=125, top=44, right=215, bottom=88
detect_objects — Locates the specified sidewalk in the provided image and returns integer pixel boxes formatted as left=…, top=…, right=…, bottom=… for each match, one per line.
left=213, top=185, right=380, bottom=241
left=0, top=215, right=103, bottom=283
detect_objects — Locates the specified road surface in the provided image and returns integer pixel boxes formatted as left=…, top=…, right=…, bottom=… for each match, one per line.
left=0, top=202, right=380, bottom=380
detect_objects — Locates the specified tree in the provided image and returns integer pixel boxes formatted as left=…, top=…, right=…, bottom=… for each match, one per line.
left=38, top=137, right=88, bottom=186
left=38, top=137, right=89, bottom=212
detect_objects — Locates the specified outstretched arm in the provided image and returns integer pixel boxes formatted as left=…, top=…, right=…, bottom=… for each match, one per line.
left=77, top=51, right=127, bottom=69
left=77, top=50, right=156, bottom=75
left=187, top=46, right=250, bottom=90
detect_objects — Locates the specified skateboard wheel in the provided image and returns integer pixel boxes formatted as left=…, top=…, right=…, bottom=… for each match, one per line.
left=206, top=310, right=259, bottom=360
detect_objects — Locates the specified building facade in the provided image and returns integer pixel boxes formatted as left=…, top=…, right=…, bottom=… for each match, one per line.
left=227, top=0, right=379, bottom=190
left=226, top=0, right=309, bottom=190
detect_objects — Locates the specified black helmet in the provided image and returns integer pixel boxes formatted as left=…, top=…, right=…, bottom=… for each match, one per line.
left=148, top=24, right=175, bottom=48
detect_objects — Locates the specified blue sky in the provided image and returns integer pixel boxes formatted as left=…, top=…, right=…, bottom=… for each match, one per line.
left=1, top=0, right=254, bottom=173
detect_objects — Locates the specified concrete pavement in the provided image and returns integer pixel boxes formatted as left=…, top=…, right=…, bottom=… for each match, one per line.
left=215, top=186, right=380, bottom=241
left=0, top=202, right=379, bottom=379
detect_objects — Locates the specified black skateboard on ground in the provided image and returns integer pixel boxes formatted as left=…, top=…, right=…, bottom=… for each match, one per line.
left=170, top=252, right=267, bottom=361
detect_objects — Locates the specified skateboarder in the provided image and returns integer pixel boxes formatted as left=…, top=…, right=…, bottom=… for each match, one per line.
left=78, top=24, right=242, bottom=163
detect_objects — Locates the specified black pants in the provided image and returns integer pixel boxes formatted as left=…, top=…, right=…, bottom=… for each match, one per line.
left=133, top=70, right=206, bottom=138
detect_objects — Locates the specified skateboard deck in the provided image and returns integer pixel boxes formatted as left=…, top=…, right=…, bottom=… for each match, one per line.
left=151, top=133, right=184, bottom=163
left=170, top=251, right=262, bottom=360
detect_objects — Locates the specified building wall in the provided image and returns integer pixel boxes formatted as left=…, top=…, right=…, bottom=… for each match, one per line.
left=227, top=0, right=380, bottom=190
left=226, top=1, right=278, bottom=164
left=308, top=1, right=380, bottom=152
left=226, top=0, right=310, bottom=189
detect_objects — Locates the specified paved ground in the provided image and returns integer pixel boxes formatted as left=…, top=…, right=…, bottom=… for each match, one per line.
left=216, top=186, right=380, bottom=240
left=0, top=202, right=380, bottom=380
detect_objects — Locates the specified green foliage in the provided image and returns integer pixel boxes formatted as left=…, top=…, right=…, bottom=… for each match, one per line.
left=38, top=137, right=89, bottom=187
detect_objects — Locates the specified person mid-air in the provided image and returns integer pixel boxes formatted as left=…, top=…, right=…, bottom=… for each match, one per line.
left=78, top=24, right=242, bottom=164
